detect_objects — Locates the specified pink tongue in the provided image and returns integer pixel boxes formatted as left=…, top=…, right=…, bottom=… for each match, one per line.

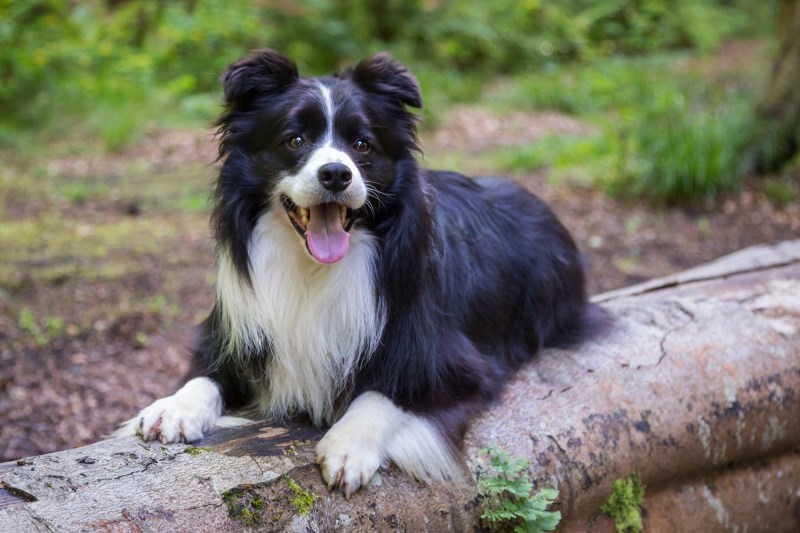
left=306, top=203, right=350, bottom=264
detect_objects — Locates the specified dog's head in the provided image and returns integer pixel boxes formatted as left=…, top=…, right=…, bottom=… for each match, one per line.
left=214, top=49, right=422, bottom=269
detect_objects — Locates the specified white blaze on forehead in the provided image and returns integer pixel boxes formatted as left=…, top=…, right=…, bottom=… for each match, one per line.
left=276, top=81, right=366, bottom=209
left=316, top=81, right=335, bottom=143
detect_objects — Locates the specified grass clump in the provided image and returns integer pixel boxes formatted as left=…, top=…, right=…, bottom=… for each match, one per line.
left=486, top=53, right=759, bottom=203
left=477, top=446, right=561, bottom=533
left=608, top=91, right=751, bottom=203
left=18, top=308, right=49, bottom=347
left=18, top=308, right=66, bottom=347
left=600, top=474, right=646, bottom=533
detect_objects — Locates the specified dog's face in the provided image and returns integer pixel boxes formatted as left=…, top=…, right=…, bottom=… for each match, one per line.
left=215, top=50, right=422, bottom=265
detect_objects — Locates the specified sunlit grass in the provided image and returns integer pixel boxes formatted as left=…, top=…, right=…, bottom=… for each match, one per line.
left=610, top=97, right=751, bottom=202
left=468, top=52, right=765, bottom=202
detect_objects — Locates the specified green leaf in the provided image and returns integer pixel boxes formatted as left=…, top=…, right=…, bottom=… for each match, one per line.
left=477, top=446, right=562, bottom=533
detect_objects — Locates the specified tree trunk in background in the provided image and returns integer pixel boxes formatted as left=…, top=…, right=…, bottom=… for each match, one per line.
left=749, top=0, right=800, bottom=173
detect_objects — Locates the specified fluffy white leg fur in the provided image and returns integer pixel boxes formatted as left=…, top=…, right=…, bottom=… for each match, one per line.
left=316, top=391, right=462, bottom=498
left=385, top=414, right=465, bottom=485
left=112, top=377, right=250, bottom=443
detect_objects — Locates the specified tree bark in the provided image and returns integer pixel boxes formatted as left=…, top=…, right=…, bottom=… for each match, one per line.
left=750, top=0, right=800, bottom=172
left=1, top=241, right=799, bottom=532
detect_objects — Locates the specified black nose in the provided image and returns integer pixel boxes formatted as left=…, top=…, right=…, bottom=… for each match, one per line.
left=318, top=163, right=352, bottom=192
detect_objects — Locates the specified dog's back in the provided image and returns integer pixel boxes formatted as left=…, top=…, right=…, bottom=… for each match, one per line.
left=431, top=171, right=588, bottom=365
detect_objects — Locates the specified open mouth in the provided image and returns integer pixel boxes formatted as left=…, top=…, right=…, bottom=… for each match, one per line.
left=280, top=194, right=356, bottom=264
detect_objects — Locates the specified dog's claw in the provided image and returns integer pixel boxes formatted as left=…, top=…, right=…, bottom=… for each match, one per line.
left=324, top=466, right=348, bottom=494
left=325, top=471, right=337, bottom=492
left=316, top=421, right=383, bottom=499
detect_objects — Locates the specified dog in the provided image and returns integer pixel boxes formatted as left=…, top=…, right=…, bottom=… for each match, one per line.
left=115, top=50, right=598, bottom=497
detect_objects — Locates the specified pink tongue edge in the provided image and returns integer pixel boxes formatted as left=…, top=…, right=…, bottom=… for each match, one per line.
left=306, top=203, right=350, bottom=264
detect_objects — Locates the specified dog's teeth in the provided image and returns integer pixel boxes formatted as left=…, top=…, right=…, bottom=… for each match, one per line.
left=339, top=205, right=347, bottom=225
left=299, top=207, right=309, bottom=227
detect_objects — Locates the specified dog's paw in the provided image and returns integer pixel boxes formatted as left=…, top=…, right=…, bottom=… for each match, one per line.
left=316, top=429, right=383, bottom=499
left=136, top=396, right=215, bottom=443
left=114, top=377, right=222, bottom=444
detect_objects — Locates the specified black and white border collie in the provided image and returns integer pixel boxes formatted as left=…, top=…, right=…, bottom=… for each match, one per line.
left=116, top=50, right=595, bottom=497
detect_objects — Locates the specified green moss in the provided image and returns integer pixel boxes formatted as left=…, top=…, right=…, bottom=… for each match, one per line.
left=601, top=474, right=646, bottom=533
left=235, top=506, right=261, bottom=527
left=222, top=487, right=263, bottom=527
left=284, top=477, right=317, bottom=516
left=285, top=439, right=312, bottom=456
left=183, top=446, right=213, bottom=455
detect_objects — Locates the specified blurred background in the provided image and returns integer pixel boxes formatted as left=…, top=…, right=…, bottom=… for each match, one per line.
left=1, top=0, right=798, bottom=461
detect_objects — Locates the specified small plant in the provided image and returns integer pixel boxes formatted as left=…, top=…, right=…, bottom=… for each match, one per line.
left=149, top=294, right=180, bottom=318
left=477, top=446, right=561, bottom=533
left=19, top=307, right=46, bottom=346
left=17, top=308, right=64, bottom=347
left=601, top=474, right=646, bottom=533
left=134, top=331, right=148, bottom=348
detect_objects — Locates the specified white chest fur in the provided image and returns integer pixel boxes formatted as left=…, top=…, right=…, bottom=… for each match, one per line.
left=215, top=209, right=384, bottom=425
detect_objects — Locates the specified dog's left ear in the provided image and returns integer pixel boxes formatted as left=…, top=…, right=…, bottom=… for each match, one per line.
left=348, top=53, right=423, bottom=109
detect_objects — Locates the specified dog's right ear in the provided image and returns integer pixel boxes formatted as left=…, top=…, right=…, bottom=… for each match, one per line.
left=221, top=49, right=299, bottom=106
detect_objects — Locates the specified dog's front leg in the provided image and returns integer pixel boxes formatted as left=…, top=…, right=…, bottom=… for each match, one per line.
left=316, top=391, right=399, bottom=498
left=316, top=391, right=462, bottom=497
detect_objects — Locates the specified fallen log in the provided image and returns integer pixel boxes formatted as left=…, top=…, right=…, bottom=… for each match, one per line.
left=1, top=240, right=799, bottom=532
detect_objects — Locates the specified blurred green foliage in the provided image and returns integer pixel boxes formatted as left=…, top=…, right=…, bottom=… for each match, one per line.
left=0, top=0, right=777, bottom=201
left=609, top=84, right=751, bottom=203
left=459, top=53, right=760, bottom=202
left=0, top=0, right=264, bottom=147
left=0, top=0, right=770, bottom=124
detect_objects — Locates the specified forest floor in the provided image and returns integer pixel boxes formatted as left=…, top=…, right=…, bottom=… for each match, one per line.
left=1, top=95, right=799, bottom=463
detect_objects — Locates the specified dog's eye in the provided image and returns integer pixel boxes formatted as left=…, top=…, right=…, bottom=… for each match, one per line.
left=287, top=136, right=305, bottom=149
left=354, top=139, right=370, bottom=153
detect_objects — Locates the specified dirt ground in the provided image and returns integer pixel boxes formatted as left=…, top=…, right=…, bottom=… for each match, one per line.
left=1, top=110, right=798, bottom=463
